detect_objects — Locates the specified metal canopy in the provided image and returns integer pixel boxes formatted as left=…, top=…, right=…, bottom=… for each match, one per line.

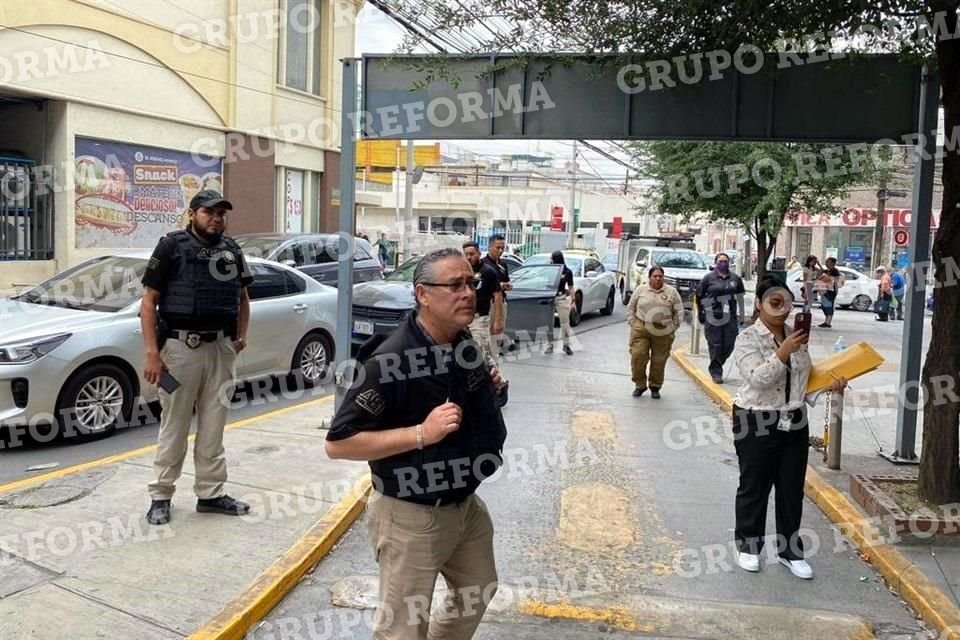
left=360, top=54, right=923, bottom=143
left=338, top=54, right=938, bottom=465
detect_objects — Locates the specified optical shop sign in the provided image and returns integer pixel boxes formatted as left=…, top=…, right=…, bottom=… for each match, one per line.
left=74, top=137, right=223, bottom=248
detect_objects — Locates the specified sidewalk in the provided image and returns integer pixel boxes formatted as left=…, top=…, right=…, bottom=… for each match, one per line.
left=0, top=396, right=368, bottom=640
left=680, top=307, right=960, bottom=639
left=256, top=312, right=928, bottom=639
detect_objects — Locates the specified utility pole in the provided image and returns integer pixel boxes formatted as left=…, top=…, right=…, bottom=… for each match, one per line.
left=404, top=140, right=414, bottom=258
left=567, top=140, right=577, bottom=246
left=872, top=177, right=887, bottom=272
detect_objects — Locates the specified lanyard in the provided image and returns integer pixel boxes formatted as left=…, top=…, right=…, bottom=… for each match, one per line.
left=772, top=336, right=791, bottom=405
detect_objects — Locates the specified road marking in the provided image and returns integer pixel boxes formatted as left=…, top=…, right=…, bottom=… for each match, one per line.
left=558, top=483, right=634, bottom=552
left=0, top=395, right=333, bottom=495
left=517, top=602, right=646, bottom=632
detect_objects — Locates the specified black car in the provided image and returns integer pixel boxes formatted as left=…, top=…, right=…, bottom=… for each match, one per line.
left=350, top=255, right=553, bottom=352
left=234, top=233, right=383, bottom=287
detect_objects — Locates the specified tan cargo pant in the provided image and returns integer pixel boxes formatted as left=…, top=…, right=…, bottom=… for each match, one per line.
left=147, top=336, right=237, bottom=500
left=468, top=314, right=495, bottom=368
left=367, top=492, right=498, bottom=640
left=489, top=302, right=507, bottom=369
left=552, top=294, right=573, bottom=347
left=629, top=321, right=675, bottom=390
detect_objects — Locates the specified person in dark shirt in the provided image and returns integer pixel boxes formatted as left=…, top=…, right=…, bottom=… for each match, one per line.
left=326, top=247, right=506, bottom=639
left=482, top=234, right=511, bottom=362
left=695, top=253, right=745, bottom=384
left=140, top=190, right=253, bottom=526
left=546, top=250, right=575, bottom=355
left=817, top=257, right=845, bottom=328
left=464, top=241, right=501, bottom=366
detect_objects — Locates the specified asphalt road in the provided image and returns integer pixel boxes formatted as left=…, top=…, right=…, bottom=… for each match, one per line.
left=0, top=308, right=631, bottom=487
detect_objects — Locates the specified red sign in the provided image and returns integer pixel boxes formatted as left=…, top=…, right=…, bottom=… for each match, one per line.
left=550, top=205, right=564, bottom=231
left=784, top=208, right=939, bottom=229
left=612, top=216, right=623, bottom=236
left=894, top=229, right=910, bottom=246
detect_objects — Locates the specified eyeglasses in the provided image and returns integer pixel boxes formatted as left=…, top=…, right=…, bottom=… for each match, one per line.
left=420, top=279, right=475, bottom=293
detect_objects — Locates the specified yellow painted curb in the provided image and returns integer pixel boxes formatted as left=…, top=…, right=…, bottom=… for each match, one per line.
left=189, top=474, right=373, bottom=640
left=0, top=395, right=333, bottom=495
left=672, top=345, right=960, bottom=640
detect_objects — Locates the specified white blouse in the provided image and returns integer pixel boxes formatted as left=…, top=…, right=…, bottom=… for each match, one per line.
left=731, top=320, right=811, bottom=411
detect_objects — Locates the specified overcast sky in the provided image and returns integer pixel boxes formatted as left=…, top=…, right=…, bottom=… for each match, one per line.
left=352, top=3, right=637, bottom=184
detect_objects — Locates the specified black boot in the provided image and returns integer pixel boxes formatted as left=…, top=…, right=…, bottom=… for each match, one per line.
left=197, top=494, right=251, bottom=516
left=632, top=387, right=646, bottom=397
left=650, top=388, right=662, bottom=399
left=146, top=500, right=171, bottom=525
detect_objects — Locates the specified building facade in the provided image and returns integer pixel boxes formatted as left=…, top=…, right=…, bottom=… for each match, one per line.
left=0, top=0, right=360, bottom=288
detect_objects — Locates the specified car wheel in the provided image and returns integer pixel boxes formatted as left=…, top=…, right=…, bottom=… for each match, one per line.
left=852, top=294, right=872, bottom=312
left=621, top=283, right=631, bottom=306
left=292, top=332, right=332, bottom=387
left=56, top=363, right=134, bottom=440
left=569, top=294, right=583, bottom=327
left=601, top=287, right=615, bottom=316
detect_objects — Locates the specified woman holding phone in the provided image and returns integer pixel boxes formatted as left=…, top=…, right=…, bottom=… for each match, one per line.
left=730, top=277, right=845, bottom=579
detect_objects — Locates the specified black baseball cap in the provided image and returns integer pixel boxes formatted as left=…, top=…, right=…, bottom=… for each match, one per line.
left=189, top=190, right=233, bottom=211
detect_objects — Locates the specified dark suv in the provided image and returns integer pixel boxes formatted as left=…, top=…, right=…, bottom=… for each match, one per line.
left=234, top=233, right=383, bottom=287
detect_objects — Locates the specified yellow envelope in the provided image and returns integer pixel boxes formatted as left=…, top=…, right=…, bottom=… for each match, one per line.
left=807, top=342, right=885, bottom=394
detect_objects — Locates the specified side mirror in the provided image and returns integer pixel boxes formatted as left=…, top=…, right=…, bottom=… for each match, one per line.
left=585, top=270, right=598, bottom=278
left=282, top=259, right=297, bottom=268
left=636, top=261, right=646, bottom=268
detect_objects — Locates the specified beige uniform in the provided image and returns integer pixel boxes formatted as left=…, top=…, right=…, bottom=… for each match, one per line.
left=627, top=284, right=683, bottom=390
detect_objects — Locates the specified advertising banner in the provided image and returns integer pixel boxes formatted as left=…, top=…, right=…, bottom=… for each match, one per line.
left=285, top=169, right=304, bottom=233
left=74, top=137, right=223, bottom=248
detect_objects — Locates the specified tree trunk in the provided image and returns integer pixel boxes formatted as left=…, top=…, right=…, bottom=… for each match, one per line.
left=754, top=215, right=769, bottom=281
left=918, top=10, right=960, bottom=505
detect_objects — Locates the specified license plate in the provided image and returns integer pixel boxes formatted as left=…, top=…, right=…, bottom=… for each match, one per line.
left=353, top=320, right=374, bottom=335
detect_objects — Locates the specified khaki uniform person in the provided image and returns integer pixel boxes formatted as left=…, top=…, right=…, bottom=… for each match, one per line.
left=140, top=190, right=253, bottom=525
left=627, top=266, right=683, bottom=399
left=545, top=250, right=574, bottom=355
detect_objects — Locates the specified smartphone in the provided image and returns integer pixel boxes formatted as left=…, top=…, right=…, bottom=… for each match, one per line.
left=793, top=311, right=812, bottom=335
left=158, top=371, right=181, bottom=394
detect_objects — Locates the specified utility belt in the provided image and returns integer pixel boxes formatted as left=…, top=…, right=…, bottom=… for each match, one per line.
left=164, top=329, right=231, bottom=349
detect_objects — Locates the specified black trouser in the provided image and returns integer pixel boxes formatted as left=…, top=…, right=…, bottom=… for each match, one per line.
left=705, top=319, right=738, bottom=379
left=875, top=292, right=892, bottom=321
left=732, top=406, right=809, bottom=560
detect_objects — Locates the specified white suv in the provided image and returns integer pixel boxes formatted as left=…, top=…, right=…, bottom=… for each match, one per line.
left=628, top=247, right=711, bottom=308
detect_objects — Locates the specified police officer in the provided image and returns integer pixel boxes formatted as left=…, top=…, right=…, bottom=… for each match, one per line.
left=546, top=250, right=574, bottom=355
left=463, top=241, right=500, bottom=364
left=482, top=234, right=511, bottom=363
left=140, top=190, right=253, bottom=525
left=696, top=253, right=745, bottom=384
left=326, top=247, right=506, bottom=640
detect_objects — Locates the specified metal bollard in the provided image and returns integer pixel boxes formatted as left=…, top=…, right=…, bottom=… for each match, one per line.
left=690, top=298, right=702, bottom=355
left=826, top=390, right=844, bottom=470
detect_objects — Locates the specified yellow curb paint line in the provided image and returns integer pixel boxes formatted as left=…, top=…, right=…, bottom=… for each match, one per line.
left=189, top=474, right=372, bottom=640
left=672, top=345, right=960, bottom=640
left=0, top=394, right=333, bottom=495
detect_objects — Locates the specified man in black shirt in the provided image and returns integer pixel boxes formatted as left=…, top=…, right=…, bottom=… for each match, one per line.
left=326, top=247, right=506, bottom=639
left=482, top=234, right=510, bottom=363
left=140, top=190, right=254, bottom=525
left=464, top=241, right=501, bottom=365
left=695, top=252, right=745, bottom=384
left=546, top=250, right=575, bottom=355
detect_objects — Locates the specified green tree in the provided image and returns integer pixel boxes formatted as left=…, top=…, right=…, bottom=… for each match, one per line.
left=396, top=0, right=960, bottom=504
left=630, top=141, right=890, bottom=280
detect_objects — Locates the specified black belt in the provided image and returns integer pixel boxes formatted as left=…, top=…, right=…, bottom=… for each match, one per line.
left=165, top=329, right=228, bottom=347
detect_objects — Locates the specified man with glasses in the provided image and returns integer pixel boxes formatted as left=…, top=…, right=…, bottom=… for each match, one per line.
left=696, top=252, right=745, bottom=384
left=140, top=190, right=253, bottom=525
left=326, top=247, right=507, bottom=639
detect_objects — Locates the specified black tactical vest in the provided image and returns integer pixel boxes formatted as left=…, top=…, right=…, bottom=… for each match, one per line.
left=158, top=230, right=242, bottom=318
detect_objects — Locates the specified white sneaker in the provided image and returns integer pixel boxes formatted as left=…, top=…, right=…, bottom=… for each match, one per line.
left=736, top=551, right=761, bottom=572
left=778, top=557, right=814, bottom=579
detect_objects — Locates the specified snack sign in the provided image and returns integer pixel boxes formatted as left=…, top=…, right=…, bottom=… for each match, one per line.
left=74, top=137, right=223, bottom=248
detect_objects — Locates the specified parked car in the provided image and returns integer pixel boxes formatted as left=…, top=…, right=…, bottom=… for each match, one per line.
left=601, top=251, right=619, bottom=274
left=0, top=252, right=337, bottom=440
left=623, top=247, right=710, bottom=309
left=786, top=266, right=879, bottom=311
left=234, top=233, right=383, bottom=286
left=350, top=256, right=565, bottom=350
left=522, top=252, right=616, bottom=324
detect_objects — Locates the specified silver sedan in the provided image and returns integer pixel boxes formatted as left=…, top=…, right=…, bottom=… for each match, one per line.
left=0, top=252, right=337, bottom=440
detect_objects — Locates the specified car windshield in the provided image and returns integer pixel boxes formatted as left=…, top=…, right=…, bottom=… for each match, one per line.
left=386, top=258, right=420, bottom=282
left=652, top=251, right=706, bottom=269
left=510, top=265, right=561, bottom=290
left=525, top=254, right=583, bottom=274
left=19, top=256, right=147, bottom=312
left=235, top=236, right=282, bottom=259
